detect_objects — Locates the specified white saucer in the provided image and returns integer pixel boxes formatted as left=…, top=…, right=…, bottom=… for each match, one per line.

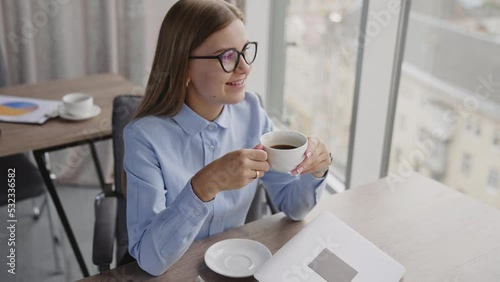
left=204, top=238, right=272, bottom=278
left=59, top=105, right=101, bottom=121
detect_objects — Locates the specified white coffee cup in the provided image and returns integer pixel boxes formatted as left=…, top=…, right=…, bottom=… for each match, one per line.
left=62, top=93, right=93, bottom=117
left=260, top=130, right=308, bottom=173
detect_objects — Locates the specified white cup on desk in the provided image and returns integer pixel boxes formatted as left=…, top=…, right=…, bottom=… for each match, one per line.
left=62, top=93, right=93, bottom=117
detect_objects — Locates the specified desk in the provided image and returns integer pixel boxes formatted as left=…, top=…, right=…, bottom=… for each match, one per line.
left=0, top=73, right=137, bottom=277
left=80, top=173, right=500, bottom=282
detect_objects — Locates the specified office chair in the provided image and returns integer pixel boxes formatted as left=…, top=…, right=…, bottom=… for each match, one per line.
left=92, top=94, right=277, bottom=271
left=92, top=95, right=140, bottom=272
left=0, top=153, right=61, bottom=272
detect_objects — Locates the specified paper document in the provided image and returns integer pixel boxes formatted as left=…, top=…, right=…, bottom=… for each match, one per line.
left=0, top=95, right=62, bottom=124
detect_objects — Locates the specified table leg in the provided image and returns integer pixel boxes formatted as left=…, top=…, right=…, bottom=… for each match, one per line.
left=33, top=150, right=90, bottom=277
left=88, top=141, right=106, bottom=189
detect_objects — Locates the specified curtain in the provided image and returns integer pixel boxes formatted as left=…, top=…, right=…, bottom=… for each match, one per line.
left=0, top=42, right=6, bottom=87
left=0, top=0, right=244, bottom=185
left=0, top=0, right=149, bottom=185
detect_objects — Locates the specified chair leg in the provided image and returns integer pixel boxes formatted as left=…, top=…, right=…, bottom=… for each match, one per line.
left=32, top=194, right=49, bottom=220
left=46, top=196, right=63, bottom=274
left=98, top=264, right=110, bottom=272
left=43, top=152, right=58, bottom=180
left=31, top=198, right=41, bottom=220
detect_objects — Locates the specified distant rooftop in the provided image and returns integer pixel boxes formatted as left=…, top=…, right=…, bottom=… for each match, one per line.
left=405, top=12, right=500, bottom=107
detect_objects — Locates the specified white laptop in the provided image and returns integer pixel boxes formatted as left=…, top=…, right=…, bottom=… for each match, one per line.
left=254, top=211, right=405, bottom=282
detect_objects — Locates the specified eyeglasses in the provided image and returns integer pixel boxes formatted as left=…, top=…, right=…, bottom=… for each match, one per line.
left=189, top=42, right=258, bottom=73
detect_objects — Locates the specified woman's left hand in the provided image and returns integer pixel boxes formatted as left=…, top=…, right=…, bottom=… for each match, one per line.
left=291, top=137, right=332, bottom=178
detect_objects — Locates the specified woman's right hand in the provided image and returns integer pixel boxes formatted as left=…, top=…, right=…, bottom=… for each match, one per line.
left=191, top=147, right=269, bottom=201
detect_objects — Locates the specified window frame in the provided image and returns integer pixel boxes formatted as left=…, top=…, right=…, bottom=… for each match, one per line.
left=265, top=0, right=411, bottom=189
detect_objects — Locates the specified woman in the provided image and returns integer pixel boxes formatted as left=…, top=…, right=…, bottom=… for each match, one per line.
left=123, top=0, right=332, bottom=276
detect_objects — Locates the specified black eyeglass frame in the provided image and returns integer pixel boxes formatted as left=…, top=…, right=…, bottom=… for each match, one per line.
left=189, top=41, right=258, bottom=73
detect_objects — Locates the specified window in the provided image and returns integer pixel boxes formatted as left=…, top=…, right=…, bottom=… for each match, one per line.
left=465, top=118, right=482, bottom=136
left=465, top=118, right=474, bottom=133
left=267, top=0, right=499, bottom=200
left=488, top=169, right=499, bottom=189
left=268, top=0, right=362, bottom=183
left=388, top=0, right=500, bottom=209
left=475, top=120, right=482, bottom=137
left=461, top=153, right=471, bottom=174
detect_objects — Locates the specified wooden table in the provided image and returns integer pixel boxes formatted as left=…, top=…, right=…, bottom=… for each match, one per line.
left=0, top=73, right=137, bottom=277
left=79, top=173, right=500, bottom=282
left=0, top=73, right=137, bottom=156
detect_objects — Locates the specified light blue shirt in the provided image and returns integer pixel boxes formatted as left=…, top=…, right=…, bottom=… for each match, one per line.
left=123, top=92, right=326, bottom=276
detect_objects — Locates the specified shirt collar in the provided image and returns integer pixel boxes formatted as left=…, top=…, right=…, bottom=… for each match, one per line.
left=213, top=104, right=231, bottom=129
left=173, top=103, right=231, bottom=135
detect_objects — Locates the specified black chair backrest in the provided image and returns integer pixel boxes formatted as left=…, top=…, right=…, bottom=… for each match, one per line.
left=112, top=95, right=143, bottom=196
left=111, top=95, right=142, bottom=265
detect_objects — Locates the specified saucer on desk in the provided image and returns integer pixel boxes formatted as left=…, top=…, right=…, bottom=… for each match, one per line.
left=204, top=238, right=271, bottom=278
left=59, top=105, right=101, bottom=121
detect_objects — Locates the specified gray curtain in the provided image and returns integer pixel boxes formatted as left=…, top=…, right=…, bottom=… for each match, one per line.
left=1, top=0, right=147, bottom=85
left=0, top=0, right=148, bottom=185
left=0, top=44, right=6, bottom=87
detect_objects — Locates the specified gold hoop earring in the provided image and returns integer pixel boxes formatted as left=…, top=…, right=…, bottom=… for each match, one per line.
left=186, top=80, right=190, bottom=88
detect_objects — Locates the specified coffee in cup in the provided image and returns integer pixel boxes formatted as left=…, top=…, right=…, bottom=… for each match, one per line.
left=62, top=93, right=93, bottom=117
left=260, top=130, right=308, bottom=173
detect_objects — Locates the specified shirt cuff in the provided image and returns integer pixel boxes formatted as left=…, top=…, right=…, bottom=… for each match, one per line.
left=312, top=169, right=329, bottom=179
left=176, top=181, right=212, bottom=225
left=302, top=173, right=326, bottom=204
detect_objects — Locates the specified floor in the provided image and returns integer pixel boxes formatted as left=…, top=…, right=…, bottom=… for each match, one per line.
left=0, top=184, right=101, bottom=282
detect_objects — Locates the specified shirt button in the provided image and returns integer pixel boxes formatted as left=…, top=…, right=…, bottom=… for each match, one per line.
left=209, top=145, right=215, bottom=152
left=194, top=210, right=200, bottom=215
left=208, top=124, right=217, bottom=131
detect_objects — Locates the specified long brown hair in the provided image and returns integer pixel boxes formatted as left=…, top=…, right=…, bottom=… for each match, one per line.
left=134, top=0, right=244, bottom=119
